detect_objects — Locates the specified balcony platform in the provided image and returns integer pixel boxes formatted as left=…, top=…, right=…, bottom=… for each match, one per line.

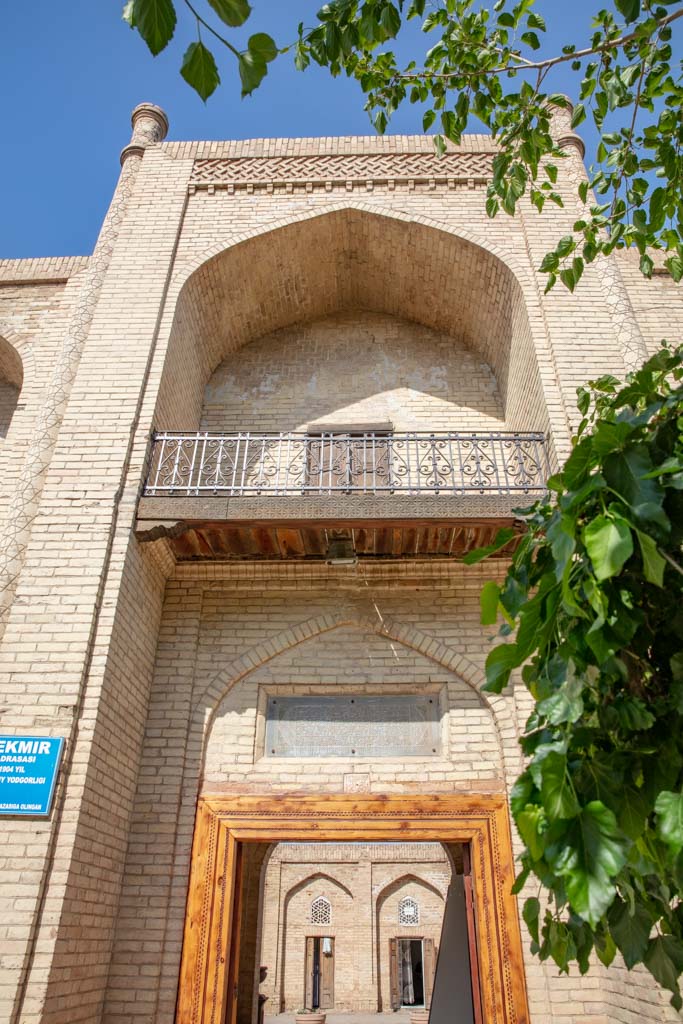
left=136, top=431, right=547, bottom=561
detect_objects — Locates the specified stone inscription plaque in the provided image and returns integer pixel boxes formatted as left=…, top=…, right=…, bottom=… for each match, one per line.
left=264, top=695, right=440, bottom=758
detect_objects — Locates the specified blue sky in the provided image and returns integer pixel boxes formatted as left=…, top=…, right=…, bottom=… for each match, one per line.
left=0, top=2, right=638, bottom=257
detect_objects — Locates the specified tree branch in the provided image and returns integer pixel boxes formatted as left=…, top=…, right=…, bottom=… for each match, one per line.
left=388, top=6, right=683, bottom=83
left=181, top=0, right=242, bottom=57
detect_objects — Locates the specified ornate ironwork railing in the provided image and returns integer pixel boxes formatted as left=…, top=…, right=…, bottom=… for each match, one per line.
left=143, top=431, right=549, bottom=497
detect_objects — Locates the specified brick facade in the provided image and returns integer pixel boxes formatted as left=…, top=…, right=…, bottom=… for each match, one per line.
left=258, top=843, right=451, bottom=1014
left=0, top=103, right=680, bottom=1024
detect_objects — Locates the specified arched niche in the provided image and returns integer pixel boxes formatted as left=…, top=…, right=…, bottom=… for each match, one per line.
left=0, top=333, right=23, bottom=443
left=154, top=209, right=557, bottom=457
left=200, top=311, right=505, bottom=435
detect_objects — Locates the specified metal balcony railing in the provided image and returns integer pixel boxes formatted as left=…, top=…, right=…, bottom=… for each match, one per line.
left=143, top=431, right=549, bottom=498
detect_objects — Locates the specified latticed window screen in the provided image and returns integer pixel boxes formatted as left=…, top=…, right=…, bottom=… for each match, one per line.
left=398, top=896, right=420, bottom=926
left=311, top=896, right=332, bottom=925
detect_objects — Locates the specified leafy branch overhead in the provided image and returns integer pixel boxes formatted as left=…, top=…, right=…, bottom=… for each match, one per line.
left=466, top=345, right=683, bottom=1004
left=122, top=0, right=683, bottom=288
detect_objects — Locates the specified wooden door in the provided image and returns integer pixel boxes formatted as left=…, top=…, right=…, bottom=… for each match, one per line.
left=423, top=938, right=436, bottom=1009
left=389, top=937, right=401, bottom=1010
left=462, top=846, right=484, bottom=1023
left=304, top=937, right=315, bottom=1010
left=223, top=842, right=243, bottom=1024
left=320, top=938, right=334, bottom=1009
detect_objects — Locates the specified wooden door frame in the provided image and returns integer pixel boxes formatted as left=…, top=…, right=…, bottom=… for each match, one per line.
left=175, top=793, right=530, bottom=1024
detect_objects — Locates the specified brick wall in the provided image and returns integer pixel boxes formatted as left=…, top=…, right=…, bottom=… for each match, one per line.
left=259, top=843, right=450, bottom=1013
left=201, top=312, right=504, bottom=434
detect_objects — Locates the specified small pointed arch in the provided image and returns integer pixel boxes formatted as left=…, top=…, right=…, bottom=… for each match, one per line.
left=375, top=871, right=448, bottom=907
left=0, top=328, right=24, bottom=443
left=283, top=871, right=354, bottom=904
left=196, top=611, right=521, bottom=783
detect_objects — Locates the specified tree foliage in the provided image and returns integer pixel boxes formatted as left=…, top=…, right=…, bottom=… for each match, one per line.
left=123, top=0, right=683, bottom=288
left=466, top=345, right=683, bottom=1002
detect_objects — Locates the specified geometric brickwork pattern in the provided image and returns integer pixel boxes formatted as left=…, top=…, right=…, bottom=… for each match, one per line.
left=398, top=895, right=420, bottom=926
left=190, top=152, right=494, bottom=188
left=310, top=896, right=332, bottom=925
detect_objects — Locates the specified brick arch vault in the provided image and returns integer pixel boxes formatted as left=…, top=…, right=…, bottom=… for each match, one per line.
left=151, top=203, right=572, bottom=462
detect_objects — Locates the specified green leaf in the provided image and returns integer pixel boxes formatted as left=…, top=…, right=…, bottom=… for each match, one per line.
left=595, top=927, right=617, bottom=968
left=181, top=41, right=220, bottom=102
left=248, top=32, right=278, bottom=62
left=665, top=253, right=683, bottom=284
left=547, top=514, right=576, bottom=579
left=480, top=581, right=500, bottom=626
left=517, top=805, right=546, bottom=860
left=563, top=438, right=595, bottom=489
left=380, top=2, right=401, bottom=37
left=614, top=0, right=640, bottom=21
left=655, top=791, right=683, bottom=852
left=557, top=235, right=575, bottom=258
left=541, top=751, right=580, bottom=819
left=556, top=802, right=628, bottom=926
left=539, top=252, right=560, bottom=273
left=239, top=52, right=268, bottom=96
left=130, top=0, right=176, bottom=54
left=207, top=0, right=251, bottom=27
left=523, top=896, right=541, bottom=943
left=640, top=253, right=654, bottom=279
left=483, top=642, right=521, bottom=693
left=603, top=446, right=668, bottom=529
left=462, top=527, right=516, bottom=564
left=644, top=936, right=683, bottom=997
left=618, top=786, right=651, bottom=840
left=636, top=530, right=665, bottom=587
left=537, top=666, right=584, bottom=726
left=584, top=514, right=633, bottom=581
left=608, top=899, right=652, bottom=968
left=122, top=0, right=136, bottom=27
left=526, top=11, right=546, bottom=30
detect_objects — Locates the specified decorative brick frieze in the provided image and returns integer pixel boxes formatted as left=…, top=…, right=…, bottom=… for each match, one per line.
left=189, top=151, right=494, bottom=192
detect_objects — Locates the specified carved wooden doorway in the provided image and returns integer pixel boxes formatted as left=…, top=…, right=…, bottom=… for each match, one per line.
left=175, top=794, right=529, bottom=1024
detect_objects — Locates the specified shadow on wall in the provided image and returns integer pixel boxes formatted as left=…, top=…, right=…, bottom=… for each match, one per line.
left=430, top=877, right=476, bottom=1024
left=200, top=312, right=505, bottom=435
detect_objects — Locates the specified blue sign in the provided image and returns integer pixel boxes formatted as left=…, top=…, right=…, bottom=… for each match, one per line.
left=0, top=736, right=64, bottom=816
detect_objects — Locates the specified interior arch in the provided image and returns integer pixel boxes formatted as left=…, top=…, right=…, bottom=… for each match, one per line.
left=155, top=208, right=556, bottom=453
left=0, top=333, right=23, bottom=443
left=283, top=871, right=354, bottom=903
left=375, top=871, right=448, bottom=906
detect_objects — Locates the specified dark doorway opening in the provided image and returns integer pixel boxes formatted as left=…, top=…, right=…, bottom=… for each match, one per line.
left=399, top=938, right=425, bottom=1007
left=305, top=935, right=334, bottom=1010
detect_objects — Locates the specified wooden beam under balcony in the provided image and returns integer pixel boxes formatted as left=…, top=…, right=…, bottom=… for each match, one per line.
left=135, top=518, right=520, bottom=562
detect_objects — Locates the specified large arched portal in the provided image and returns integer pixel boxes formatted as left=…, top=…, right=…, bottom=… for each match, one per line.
left=140, top=208, right=558, bottom=561
left=155, top=207, right=558, bottom=444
